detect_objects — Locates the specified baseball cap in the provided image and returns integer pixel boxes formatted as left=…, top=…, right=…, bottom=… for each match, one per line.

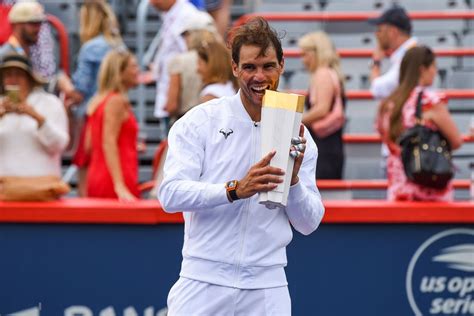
left=8, top=1, right=47, bottom=24
left=177, top=11, right=217, bottom=35
left=368, top=5, right=412, bottom=35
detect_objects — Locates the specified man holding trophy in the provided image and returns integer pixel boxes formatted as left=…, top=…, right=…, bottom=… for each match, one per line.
left=159, top=17, right=324, bottom=315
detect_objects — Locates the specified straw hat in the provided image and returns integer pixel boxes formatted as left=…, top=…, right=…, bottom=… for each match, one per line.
left=0, top=54, right=47, bottom=85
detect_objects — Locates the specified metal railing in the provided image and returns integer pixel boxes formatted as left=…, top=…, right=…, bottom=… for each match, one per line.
left=234, top=11, right=474, bottom=26
left=135, top=0, right=153, bottom=132
left=46, top=14, right=70, bottom=76
left=283, top=48, right=474, bottom=58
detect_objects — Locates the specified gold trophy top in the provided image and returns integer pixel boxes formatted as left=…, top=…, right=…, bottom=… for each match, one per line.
left=262, top=90, right=305, bottom=113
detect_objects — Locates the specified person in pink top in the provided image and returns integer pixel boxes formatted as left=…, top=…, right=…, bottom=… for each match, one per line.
left=376, top=46, right=463, bottom=201
left=86, top=49, right=140, bottom=201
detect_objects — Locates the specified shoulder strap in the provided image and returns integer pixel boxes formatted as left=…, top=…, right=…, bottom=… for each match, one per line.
left=328, top=69, right=341, bottom=97
left=328, top=69, right=344, bottom=110
left=415, top=90, right=423, bottom=123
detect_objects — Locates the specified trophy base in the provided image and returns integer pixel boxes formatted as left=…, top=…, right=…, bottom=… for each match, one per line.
left=259, top=200, right=285, bottom=210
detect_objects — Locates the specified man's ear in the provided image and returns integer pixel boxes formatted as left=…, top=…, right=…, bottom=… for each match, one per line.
left=232, top=60, right=239, bottom=77
left=279, top=57, right=285, bottom=74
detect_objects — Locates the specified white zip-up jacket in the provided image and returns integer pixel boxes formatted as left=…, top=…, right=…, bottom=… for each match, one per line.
left=159, top=92, right=325, bottom=289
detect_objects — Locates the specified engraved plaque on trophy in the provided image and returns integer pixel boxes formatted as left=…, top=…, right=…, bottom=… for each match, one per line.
left=258, top=90, right=305, bottom=209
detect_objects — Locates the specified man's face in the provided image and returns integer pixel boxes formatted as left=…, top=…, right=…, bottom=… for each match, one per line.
left=18, top=22, right=42, bottom=45
left=375, top=23, right=392, bottom=51
left=149, top=0, right=175, bottom=11
left=232, top=44, right=284, bottom=109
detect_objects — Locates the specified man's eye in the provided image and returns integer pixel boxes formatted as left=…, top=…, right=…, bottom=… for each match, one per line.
left=243, top=65, right=255, bottom=70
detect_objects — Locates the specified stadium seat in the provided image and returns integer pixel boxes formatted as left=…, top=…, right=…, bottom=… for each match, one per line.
left=268, top=21, right=323, bottom=47
left=50, top=0, right=473, bottom=199
left=322, top=0, right=387, bottom=12
left=448, top=70, right=474, bottom=89
left=330, top=33, right=375, bottom=48
left=395, top=0, right=469, bottom=11
left=255, top=2, right=319, bottom=12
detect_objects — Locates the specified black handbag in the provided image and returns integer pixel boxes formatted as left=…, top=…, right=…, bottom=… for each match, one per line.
left=397, top=90, right=454, bottom=189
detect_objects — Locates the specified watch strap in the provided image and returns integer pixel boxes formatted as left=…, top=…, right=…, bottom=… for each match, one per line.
left=228, top=187, right=239, bottom=201
left=225, top=180, right=240, bottom=202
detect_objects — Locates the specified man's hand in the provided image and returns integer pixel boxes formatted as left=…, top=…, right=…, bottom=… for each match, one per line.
left=64, top=89, right=84, bottom=108
left=290, top=124, right=306, bottom=186
left=236, top=150, right=285, bottom=199
left=138, top=71, right=155, bottom=85
left=372, top=45, right=385, bottom=62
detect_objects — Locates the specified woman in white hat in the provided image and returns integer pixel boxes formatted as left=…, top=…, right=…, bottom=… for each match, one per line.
left=0, top=53, right=69, bottom=178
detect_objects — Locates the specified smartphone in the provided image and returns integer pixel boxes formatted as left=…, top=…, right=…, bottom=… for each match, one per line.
left=5, top=85, right=20, bottom=109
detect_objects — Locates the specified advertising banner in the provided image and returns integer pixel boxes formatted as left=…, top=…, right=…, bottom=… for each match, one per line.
left=1, top=224, right=473, bottom=315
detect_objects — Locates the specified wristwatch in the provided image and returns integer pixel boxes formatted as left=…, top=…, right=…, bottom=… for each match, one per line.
left=225, top=180, right=240, bottom=202
left=369, top=59, right=381, bottom=68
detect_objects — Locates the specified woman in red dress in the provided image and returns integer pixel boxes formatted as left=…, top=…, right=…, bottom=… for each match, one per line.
left=86, top=49, right=140, bottom=200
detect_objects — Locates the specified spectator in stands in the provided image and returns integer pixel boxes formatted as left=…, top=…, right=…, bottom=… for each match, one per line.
left=143, top=0, right=202, bottom=133
left=0, top=0, right=55, bottom=80
left=67, top=0, right=124, bottom=109
left=368, top=5, right=417, bottom=99
left=196, top=40, right=237, bottom=102
left=204, top=0, right=232, bottom=37
left=0, top=54, right=69, bottom=177
left=376, top=46, right=462, bottom=201
left=298, top=31, right=345, bottom=179
left=0, top=0, right=72, bottom=93
left=67, top=0, right=125, bottom=197
left=159, top=17, right=324, bottom=315
left=368, top=5, right=417, bottom=177
left=86, top=49, right=140, bottom=201
left=164, top=10, right=218, bottom=119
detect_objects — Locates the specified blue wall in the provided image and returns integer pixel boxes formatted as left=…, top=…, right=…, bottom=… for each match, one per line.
left=1, top=223, right=473, bottom=315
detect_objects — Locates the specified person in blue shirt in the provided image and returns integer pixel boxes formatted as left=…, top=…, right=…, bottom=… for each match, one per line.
left=65, top=0, right=125, bottom=197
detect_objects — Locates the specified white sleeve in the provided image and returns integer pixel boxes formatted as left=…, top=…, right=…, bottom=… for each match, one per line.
left=370, top=63, right=400, bottom=100
left=285, top=127, right=325, bottom=235
left=200, top=83, right=223, bottom=99
left=36, top=95, right=69, bottom=155
left=158, top=110, right=230, bottom=213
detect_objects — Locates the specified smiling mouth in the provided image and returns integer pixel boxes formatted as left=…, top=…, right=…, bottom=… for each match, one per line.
left=250, top=85, right=270, bottom=96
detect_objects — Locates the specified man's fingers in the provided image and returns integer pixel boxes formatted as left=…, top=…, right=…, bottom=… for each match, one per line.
left=295, top=144, right=306, bottom=152
left=299, top=123, right=305, bottom=137
left=257, top=174, right=284, bottom=185
left=290, top=150, right=301, bottom=158
left=255, top=183, right=279, bottom=192
left=256, top=150, right=276, bottom=167
left=253, top=165, right=285, bottom=177
left=291, top=136, right=304, bottom=145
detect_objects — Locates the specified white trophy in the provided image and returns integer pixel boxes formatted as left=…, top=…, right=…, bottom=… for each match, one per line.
left=258, top=90, right=305, bottom=209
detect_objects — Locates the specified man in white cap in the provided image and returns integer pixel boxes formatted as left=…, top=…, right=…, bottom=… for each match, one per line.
left=0, top=1, right=52, bottom=78
left=163, top=10, right=217, bottom=118
left=142, top=0, right=203, bottom=134
left=1, top=0, right=73, bottom=95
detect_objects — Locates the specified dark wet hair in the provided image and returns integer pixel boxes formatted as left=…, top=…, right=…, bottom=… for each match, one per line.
left=227, top=16, right=283, bottom=64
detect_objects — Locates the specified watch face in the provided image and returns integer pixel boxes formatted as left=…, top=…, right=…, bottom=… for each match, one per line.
left=227, top=181, right=237, bottom=189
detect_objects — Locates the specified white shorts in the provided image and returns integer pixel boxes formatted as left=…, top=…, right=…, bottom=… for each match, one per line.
left=167, top=277, right=291, bottom=316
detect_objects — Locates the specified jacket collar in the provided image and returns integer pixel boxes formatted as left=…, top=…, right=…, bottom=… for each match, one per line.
left=231, top=90, right=258, bottom=124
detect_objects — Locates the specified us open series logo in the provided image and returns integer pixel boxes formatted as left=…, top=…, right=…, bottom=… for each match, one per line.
left=406, top=229, right=474, bottom=315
